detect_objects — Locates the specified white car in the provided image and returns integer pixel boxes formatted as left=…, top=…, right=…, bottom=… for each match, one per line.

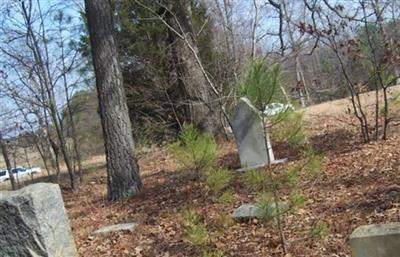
left=0, top=170, right=9, bottom=182
left=14, top=166, right=42, bottom=178
left=26, top=167, right=42, bottom=174
left=0, top=166, right=42, bottom=182
left=11, top=167, right=29, bottom=179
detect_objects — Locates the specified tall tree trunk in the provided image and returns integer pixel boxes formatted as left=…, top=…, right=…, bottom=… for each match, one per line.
left=62, top=71, right=83, bottom=182
left=85, top=0, right=142, bottom=201
left=167, top=0, right=220, bottom=134
left=213, top=0, right=239, bottom=84
left=35, top=143, right=50, bottom=177
left=49, top=137, right=62, bottom=184
left=24, top=147, right=33, bottom=182
left=251, top=0, right=259, bottom=60
left=281, top=0, right=310, bottom=107
left=35, top=109, right=59, bottom=179
left=0, top=132, right=17, bottom=190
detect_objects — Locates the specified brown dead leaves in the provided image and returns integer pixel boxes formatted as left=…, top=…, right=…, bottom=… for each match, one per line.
left=63, top=112, right=400, bottom=257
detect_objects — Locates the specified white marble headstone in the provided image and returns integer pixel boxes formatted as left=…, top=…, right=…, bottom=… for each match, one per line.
left=231, top=97, right=282, bottom=171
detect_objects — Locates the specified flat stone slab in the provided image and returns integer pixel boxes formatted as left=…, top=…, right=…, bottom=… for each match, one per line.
left=0, top=183, right=77, bottom=257
left=232, top=204, right=261, bottom=220
left=232, top=202, right=288, bottom=221
left=93, top=223, right=137, bottom=235
left=350, top=222, right=400, bottom=257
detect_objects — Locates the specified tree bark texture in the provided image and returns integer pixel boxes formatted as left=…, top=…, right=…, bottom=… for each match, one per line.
left=167, top=0, right=220, bottom=134
left=85, top=0, right=142, bottom=201
left=0, top=132, right=17, bottom=190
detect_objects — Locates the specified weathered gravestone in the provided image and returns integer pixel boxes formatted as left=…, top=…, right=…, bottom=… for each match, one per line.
left=231, top=97, right=284, bottom=171
left=0, top=183, right=77, bottom=257
left=231, top=202, right=288, bottom=221
left=350, top=222, right=400, bottom=257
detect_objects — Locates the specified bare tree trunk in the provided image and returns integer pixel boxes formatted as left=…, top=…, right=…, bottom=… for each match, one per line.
left=85, top=0, right=142, bottom=201
left=49, top=94, right=77, bottom=189
left=281, top=0, right=310, bottom=106
left=19, top=1, right=77, bottom=190
left=62, top=69, right=83, bottom=182
left=0, top=132, right=17, bottom=190
left=24, top=147, right=33, bottom=182
left=58, top=19, right=84, bottom=182
left=296, top=56, right=307, bottom=108
left=215, top=0, right=239, bottom=82
left=167, top=0, right=220, bottom=134
left=12, top=151, right=20, bottom=187
left=251, top=0, right=259, bottom=60
left=48, top=137, right=61, bottom=184
left=370, top=0, right=397, bottom=138
left=35, top=144, right=50, bottom=177
left=35, top=109, right=60, bottom=179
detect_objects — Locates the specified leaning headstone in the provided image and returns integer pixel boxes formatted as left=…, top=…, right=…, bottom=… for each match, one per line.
left=350, top=222, right=400, bottom=257
left=231, top=97, right=285, bottom=171
left=0, top=183, right=77, bottom=257
left=93, top=223, right=137, bottom=235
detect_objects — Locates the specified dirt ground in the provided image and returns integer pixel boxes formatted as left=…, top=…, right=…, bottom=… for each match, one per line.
left=2, top=86, right=400, bottom=256
left=62, top=101, right=400, bottom=256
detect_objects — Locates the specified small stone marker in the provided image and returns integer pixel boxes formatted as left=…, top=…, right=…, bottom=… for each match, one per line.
left=0, top=183, right=77, bottom=257
left=231, top=97, right=285, bottom=171
left=232, top=204, right=261, bottom=220
left=93, top=223, right=137, bottom=235
left=232, top=202, right=288, bottom=221
left=350, top=222, right=400, bottom=257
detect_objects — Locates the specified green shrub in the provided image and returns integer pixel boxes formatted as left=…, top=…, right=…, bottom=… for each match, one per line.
left=205, top=169, right=233, bottom=196
left=394, top=92, right=400, bottom=105
left=255, top=193, right=289, bottom=223
left=217, top=190, right=236, bottom=204
left=288, top=189, right=305, bottom=210
left=394, top=93, right=400, bottom=114
left=181, top=209, right=208, bottom=246
left=237, top=61, right=285, bottom=110
left=283, top=167, right=300, bottom=187
left=169, top=124, right=217, bottom=173
left=241, top=169, right=270, bottom=191
left=303, top=147, right=323, bottom=175
left=310, top=221, right=330, bottom=242
left=270, top=110, right=306, bottom=146
left=215, top=213, right=235, bottom=228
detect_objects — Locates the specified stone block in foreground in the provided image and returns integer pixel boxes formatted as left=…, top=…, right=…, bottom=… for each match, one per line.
left=350, top=222, right=400, bottom=257
left=0, top=183, right=77, bottom=257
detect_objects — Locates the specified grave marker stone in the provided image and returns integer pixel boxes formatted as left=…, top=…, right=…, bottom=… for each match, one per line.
left=231, top=97, right=284, bottom=171
left=350, top=222, right=400, bottom=257
left=0, top=183, right=77, bottom=257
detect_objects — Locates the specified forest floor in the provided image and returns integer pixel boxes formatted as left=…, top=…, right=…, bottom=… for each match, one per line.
left=61, top=87, right=400, bottom=257
left=2, top=87, right=400, bottom=256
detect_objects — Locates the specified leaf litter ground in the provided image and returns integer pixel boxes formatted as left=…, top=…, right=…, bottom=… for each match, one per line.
left=63, top=111, right=400, bottom=257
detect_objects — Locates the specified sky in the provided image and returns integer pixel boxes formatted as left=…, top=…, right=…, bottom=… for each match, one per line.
left=0, top=0, right=86, bottom=136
